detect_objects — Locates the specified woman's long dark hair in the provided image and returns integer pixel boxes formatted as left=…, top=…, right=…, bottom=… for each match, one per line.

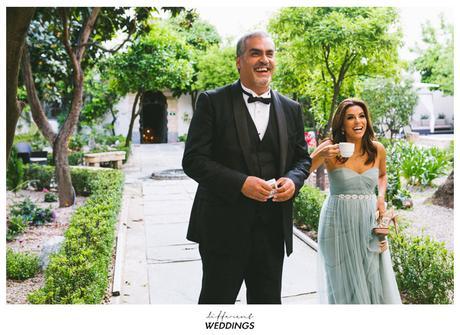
left=330, top=98, right=377, bottom=165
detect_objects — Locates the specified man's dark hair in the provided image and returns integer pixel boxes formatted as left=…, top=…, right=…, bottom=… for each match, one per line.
left=236, top=31, right=274, bottom=57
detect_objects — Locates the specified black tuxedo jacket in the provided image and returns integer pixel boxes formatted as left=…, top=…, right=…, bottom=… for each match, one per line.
left=182, top=81, right=311, bottom=256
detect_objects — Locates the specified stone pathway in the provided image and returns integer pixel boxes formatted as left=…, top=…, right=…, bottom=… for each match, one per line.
left=111, top=143, right=318, bottom=304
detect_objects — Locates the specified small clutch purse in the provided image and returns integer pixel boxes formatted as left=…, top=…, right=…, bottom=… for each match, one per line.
left=373, top=208, right=398, bottom=236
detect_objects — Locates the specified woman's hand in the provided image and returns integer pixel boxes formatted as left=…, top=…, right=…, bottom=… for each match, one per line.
left=318, top=143, right=340, bottom=161
left=379, top=240, right=388, bottom=253
left=310, top=140, right=340, bottom=173
left=377, top=195, right=386, bottom=217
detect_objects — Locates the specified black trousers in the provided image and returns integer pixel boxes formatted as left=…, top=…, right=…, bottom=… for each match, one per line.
left=198, top=215, right=285, bottom=304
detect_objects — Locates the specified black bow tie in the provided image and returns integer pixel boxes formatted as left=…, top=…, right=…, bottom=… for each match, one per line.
left=242, top=88, right=271, bottom=104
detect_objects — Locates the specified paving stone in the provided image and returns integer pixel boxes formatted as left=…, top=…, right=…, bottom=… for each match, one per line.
left=147, top=260, right=202, bottom=304
left=143, top=193, right=192, bottom=201
left=119, top=143, right=319, bottom=305
left=146, top=243, right=200, bottom=264
left=143, top=201, right=192, bottom=216
left=144, top=222, right=189, bottom=247
left=144, top=214, right=190, bottom=225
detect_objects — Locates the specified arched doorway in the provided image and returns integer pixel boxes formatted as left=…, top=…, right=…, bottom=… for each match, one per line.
left=139, top=91, right=168, bottom=143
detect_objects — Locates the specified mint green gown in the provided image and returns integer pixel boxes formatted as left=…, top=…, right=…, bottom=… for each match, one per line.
left=317, top=167, right=401, bottom=304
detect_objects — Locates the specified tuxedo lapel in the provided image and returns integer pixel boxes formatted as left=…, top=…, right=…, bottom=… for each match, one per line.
left=230, top=81, right=258, bottom=175
left=271, top=90, right=288, bottom=175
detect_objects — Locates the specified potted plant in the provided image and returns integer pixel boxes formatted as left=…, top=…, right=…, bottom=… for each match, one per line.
left=420, top=114, right=430, bottom=126
left=436, top=113, right=446, bottom=125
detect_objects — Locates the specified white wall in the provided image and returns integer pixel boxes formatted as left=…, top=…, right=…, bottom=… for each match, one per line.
left=103, top=93, right=141, bottom=143
left=411, top=84, right=454, bottom=131
left=433, top=91, right=454, bottom=122
left=105, top=91, right=193, bottom=143
left=177, top=93, right=193, bottom=137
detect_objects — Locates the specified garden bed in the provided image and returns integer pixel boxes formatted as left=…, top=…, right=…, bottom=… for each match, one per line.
left=395, top=177, right=453, bottom=250
left=6, top=189, right=86, bottom=304
left=6, top=166, right=124, bottom=304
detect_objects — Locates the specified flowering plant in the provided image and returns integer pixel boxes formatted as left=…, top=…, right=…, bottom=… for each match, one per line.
left=304, top=131, right=317, bottom=149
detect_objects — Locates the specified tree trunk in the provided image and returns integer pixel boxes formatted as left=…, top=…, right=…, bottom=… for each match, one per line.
left=22, top=8, right=100, bottom=207
left=110, top=107, right=117, bottom=136
left=54, top=135, right=75, bottom=207
left=6, top=7, right=36, bottom=163
left=55, top=63, right=84, bottom=207
left=430, top=171, right=453, bottom=209
left=21, top=45, right=57, bottom=143
left=125, top=91, right=141, bottom=148
left=315, top=164, right=327, bottom=191
left=53, top=7, right=100, bottom=207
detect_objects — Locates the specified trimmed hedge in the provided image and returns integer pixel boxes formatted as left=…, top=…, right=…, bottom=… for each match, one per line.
left=7, top=248, right=41, bottom=280
left=27, top=166, right=124, bottom=304
left=390, top=230, right=454, bottom=304
left=293, top=184, right=326, bottom=233
left=25, top=165, right=95, bottom=196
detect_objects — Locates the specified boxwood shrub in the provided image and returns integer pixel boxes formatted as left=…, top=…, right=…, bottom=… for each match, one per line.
left=390, top=230, right=454, bottom=304
left=293, top=184, right=326, bottom=233
left=25, top=165, right=54, bottom=191
left=7, top=248, right=41, bottom=280
left=28, top=167, right=124, bottom=304
left=26, top=165, right=98, bottom=196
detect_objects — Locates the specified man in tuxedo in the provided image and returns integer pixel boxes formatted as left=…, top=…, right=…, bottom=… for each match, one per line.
left=182, top=31, right=311, bottom=304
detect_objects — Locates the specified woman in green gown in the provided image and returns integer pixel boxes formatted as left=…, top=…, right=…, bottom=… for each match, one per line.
left=309, top=98, right=401, bottom=304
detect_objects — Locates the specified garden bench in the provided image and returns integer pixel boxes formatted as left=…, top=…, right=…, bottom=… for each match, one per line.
left=83, top=151, right=126, bottom=169
left=15, top=142, right=48, bottom=165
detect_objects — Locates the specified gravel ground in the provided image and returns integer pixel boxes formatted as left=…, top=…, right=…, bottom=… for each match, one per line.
left=395, top=177, right=453, bottom=251
left=6, top=274, right=45, bottom=304
left=6, top=189, right=86, bottom=304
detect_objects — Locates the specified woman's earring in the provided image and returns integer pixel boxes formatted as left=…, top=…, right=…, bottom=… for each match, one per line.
left=341, top=129, right=345, bottom=135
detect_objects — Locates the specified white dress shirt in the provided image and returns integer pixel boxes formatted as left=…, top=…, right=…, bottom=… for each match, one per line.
left=241, top=83, right=271, bottom=140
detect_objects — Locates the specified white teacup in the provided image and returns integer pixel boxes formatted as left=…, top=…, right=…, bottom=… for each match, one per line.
left=339, top=142, right=355, bottom=158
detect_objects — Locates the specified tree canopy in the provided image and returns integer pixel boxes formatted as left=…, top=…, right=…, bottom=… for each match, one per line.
left=361, top=78, right=418, bottom=138
left=167, top=11, right=221, bottom=51
left=166, top=11, right=223, bottom=112
left=80, top=67, right=120, bottom=129
left=269, top=7, right=404, bottom=138
left=105, top=20, right=194, bottom=146
left=106, top=21, right=194, bottom=97
left=411, top=15, right=454, bottom=95
left=23, top=7, right=153, bottom=120
left=193, top=45, right=239, bottom=92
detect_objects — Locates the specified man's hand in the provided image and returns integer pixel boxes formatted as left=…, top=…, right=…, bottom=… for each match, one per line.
left=241, top=176, right=272, bottom=202
left=273, top=177, right=295, bottom=202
